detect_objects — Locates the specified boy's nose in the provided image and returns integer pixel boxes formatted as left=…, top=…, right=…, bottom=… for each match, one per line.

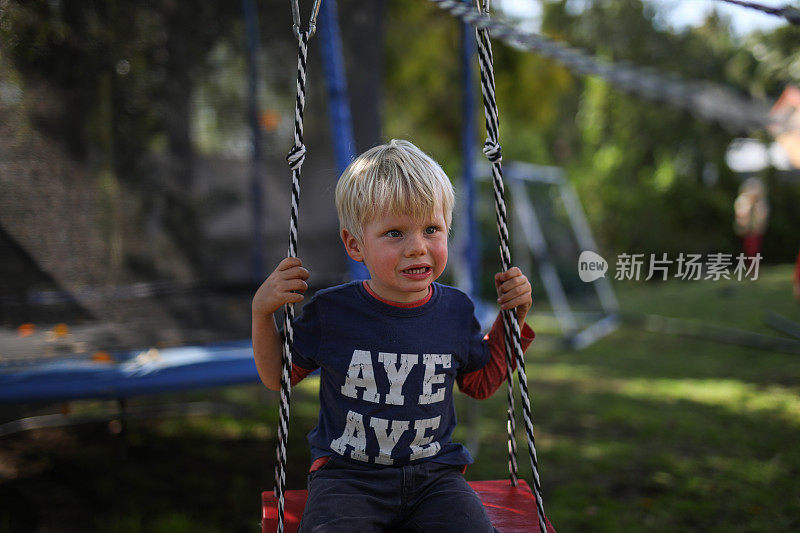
left=404, top=234, right=426, bottom=257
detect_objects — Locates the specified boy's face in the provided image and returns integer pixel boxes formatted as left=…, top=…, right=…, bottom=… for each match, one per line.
left=342, top=207, right=448, bottom=303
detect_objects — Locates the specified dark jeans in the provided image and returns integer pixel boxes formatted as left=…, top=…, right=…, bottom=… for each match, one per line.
left=298, top=456, right=496, bottom=533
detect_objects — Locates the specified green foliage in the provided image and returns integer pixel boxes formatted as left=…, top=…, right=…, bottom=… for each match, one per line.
left=745, top=24, right=800, bottom=96
left=384, top=1, right=463, bottom=175
left=538, top=1, right=743, bottom=257
left=383, top=0, right=800, bottom=262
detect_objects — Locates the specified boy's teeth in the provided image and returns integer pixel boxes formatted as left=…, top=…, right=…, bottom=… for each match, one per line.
left=406, top=267, right=427, bottom=274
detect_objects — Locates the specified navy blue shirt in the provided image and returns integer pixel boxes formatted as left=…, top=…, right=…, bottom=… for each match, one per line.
left=292, top=281, right=491, bottom=467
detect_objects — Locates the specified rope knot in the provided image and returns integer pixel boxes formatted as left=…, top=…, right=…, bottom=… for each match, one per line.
left=286, top=144, right=306, bottom=170
left=483, top=140, right=502, bottom=163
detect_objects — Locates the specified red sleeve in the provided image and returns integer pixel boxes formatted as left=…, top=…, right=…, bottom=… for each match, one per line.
left=456, top=312, right=535, bottom=400
left=290, top=363, right=314, bottom=386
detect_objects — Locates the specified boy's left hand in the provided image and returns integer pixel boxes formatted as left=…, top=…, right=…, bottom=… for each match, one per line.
left=495, top=267, right=532, bottom=325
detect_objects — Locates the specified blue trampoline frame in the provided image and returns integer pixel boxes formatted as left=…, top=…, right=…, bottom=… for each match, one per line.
left=0, top=340, right=259, bottom=404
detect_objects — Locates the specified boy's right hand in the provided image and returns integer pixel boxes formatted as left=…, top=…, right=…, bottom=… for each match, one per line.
left=252, top=257, right=309, bottom=317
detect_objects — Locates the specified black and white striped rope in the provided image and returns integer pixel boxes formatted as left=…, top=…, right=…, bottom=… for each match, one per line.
left=430, top=0, right=780, bottom=136
left=503, top=333, right=519, bottom=486
left=475, top=11, right=548, bottom=533
left=274, top=29, right=309, bottom=533
left=472, top=1, right=520, bottom=489
left=502, top=307, right=545, bottom=527
left=714, top=0, right=800, bottom=24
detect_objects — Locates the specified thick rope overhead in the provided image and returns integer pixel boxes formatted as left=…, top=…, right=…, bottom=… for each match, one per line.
left=430, top=0, right=780, bottom=135
left=474, top=3, right=547, bottom=532
left=714, top=0, right=800, bottom=25
left=274, top=28, right=309, bottom=533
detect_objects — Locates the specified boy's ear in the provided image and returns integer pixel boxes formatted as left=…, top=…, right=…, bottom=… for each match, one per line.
left=341, top=229, right=364, bottom=262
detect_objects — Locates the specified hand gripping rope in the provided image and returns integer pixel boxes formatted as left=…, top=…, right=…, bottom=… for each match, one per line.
left=274, top=3, right=320, bottom=532
left=474, top=2, right=547, bottom=532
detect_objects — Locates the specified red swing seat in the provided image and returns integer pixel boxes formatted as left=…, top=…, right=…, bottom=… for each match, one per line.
left=261, top=479, right=556, bottom=533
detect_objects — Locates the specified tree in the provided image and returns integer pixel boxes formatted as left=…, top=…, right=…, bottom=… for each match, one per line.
left=535, top=0, right=800, bottom=260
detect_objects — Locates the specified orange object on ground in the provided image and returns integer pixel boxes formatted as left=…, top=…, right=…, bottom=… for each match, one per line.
left=17, top=323, right=35, bottom=337
left=260, top=110, right=281, bottom=132
left=53, top=323, right=69, bottom=338
left=91, top=351, right=114, bottom=363
left=261, top=479, right=556, bottom=533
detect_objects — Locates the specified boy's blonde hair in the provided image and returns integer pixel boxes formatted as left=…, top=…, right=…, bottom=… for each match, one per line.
left=335, top=139, right=455, bottom=242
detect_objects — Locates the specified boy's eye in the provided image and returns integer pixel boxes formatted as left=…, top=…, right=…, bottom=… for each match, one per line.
left=425, top=226, right=438, bottom=235
left=386, top=230, right=402, bottom=238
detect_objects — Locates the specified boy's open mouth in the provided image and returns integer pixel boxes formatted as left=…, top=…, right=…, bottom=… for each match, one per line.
left=401, top=266, right=432, bottom=278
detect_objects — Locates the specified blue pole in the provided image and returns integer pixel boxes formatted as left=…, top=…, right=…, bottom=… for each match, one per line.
left=318, top=0, right=370, bottom=280
left=461, top=15, right=480, bottom=300
left=243, top=0, right=264, bottom=283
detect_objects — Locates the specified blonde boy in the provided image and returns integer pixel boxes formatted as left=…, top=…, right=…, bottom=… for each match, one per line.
left=252, top=139, right=534, bottom=532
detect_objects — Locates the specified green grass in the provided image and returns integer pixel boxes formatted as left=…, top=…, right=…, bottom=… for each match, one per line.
left=466, top=263, right=800, bottom=532
left=1, top=265, right=799, bottom=531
